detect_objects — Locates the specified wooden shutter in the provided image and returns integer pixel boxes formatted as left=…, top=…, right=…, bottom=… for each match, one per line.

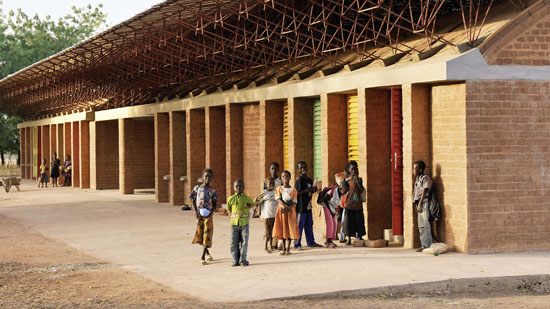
left=313, top=99, right=322, bottom=180
left=283, top=102, right=290, bottom=171
left=347, top=95, right=359, bottom=162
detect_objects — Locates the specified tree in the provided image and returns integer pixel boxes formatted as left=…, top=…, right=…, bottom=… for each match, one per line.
left=0, top=1, right=107, bottom=165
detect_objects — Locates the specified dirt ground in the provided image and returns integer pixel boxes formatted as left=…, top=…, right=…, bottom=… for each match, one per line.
left=1, top=214, right=549, bottom=308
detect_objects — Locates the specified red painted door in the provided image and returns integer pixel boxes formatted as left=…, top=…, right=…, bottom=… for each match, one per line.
left=390, top=87, right=403, bottom=236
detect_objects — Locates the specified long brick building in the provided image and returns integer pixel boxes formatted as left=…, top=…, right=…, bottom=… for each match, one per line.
left=1, top=0, right=549, bottom=254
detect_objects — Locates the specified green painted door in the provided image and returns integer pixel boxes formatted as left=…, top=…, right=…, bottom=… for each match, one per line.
left=313, top=99, right=322, bottom=181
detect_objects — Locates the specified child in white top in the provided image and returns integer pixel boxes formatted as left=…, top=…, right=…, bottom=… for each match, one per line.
left=256, top=177, right=279, bottom=253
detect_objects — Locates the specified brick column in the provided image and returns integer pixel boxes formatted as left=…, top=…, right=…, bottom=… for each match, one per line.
left=402, top=84, right=432, bottom=249
left=205, top=106, right=227, bottom=203
left=226, top=104, right=243, bottom=197
left=57, top=124, right=65, bottom=186
left=50, top=125, right=57, bottom=164
left=90, top=120, right=119, bottom=190
left=64, top=122, right=72, bottom=159
left=41, top=125, right=50, bottom=181
left=119, top=118, right=134, bottom=194
left=20, top=128, right=26, bottom=178
left=320, top=93, right=348, bottom=188
left=361, top=88, right=392, bottom=240
left=260, top=100, right=284, bottom=179
left=288, top=97, right=313, bottom=180
left=80, top=121, right=90, bottom=189
left=169, top=112, right=186, bottom=205
left=155, top=113, right=170, bottom=203
left=186, top=109, right=205, bottom=201
left=26, top=127, right=31, bottom=179
left=72, top=122, right=80, bottom=188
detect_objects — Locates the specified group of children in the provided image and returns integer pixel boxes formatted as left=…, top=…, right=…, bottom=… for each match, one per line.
left=37, top=152, right=71, bottom=188
left=189, top=160, right=369, bottom=267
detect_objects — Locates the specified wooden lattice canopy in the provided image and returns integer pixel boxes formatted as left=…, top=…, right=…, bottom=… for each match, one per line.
left=0, top=0, right=532, bottom=119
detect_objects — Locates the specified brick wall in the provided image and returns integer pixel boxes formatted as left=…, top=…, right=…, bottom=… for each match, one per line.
left=64, top=122, right=72, bottom=160
left=242, top=103, right=262, bottom=197
left=466, top=80, right=550, bottom=253
left=20, top=128, right=25, bottom=178
left=90, top=120, right=119, bottom=190
left=169, top=111, right=186, bottom=206
left=72, top=122, right=80, bottom=188
left=288, top=97, right=313, bottom=181
left=187, top=109, right=206, bottom=202
left=80, top=121, right=90, bottom=189
left=133, top=119, right=155, bottom=189
left=26, top=127, right=31, bottom=179
left=485, top=4, right=550, bottom=66
left=365, top=89, right=392, bottom=240
left=432, top=83, right=469, bottom=252
left=321, top=93, right=348, bottom=189
left=50, top=125, right=57, bottom=168
left=155, top=113, right=170, bottom=203
left=402, top=84, right=431, bottom=249
left=206, top=106, right=227, bottom=203
left=119, top=118, right=134, bottom=194
left=41, top=125, right=50, bottom=177
left=226, top=104, right=243, bottom=199
left=259, top=100, right=284, bottom=184
left=57, top=124, right=64, bottom=185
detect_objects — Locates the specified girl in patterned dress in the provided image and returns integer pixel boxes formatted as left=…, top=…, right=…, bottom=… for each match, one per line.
left=190, top=169, right=218, bottom=265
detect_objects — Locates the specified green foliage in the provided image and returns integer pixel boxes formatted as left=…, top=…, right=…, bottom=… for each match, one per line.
left=0, top=112, right=18, bottom=156
left=0, top=1, right=107, bottom=79
left=0, top=1, right=107, bottom=161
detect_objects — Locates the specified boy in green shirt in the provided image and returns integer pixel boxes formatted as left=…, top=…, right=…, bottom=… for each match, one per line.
left=227, top=179, right=255, bottom=267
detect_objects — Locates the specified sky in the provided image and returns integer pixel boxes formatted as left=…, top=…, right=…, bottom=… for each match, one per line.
left=1, top=0, right=164, bottom=29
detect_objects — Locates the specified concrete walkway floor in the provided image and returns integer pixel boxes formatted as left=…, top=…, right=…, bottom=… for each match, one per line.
left=1, top=180, right=550, bottom=302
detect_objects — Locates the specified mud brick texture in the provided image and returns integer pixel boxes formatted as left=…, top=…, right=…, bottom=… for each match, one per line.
left=465, top=80, right=550, bottom=253
left=90, top=120, right=119, bottom=190
left=205, top=106, right=227, bottom=203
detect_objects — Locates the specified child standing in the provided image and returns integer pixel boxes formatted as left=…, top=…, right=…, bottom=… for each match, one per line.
left=255, top=177, right=279, bottom=253
left=342, top=161, right=366, bottom=245
left=294, top=161, right=322, bottom=250
left=317, top=173, right=347, bottom=248
left=190, top=169, right=218, bottom=265
left=273, top=170, right=299, bottom=255
left=255, top=162, right=282, bottom=218
left=39, top=158, right=49, bottom=188
left=227, top=179, right=255, bottom=267
left=413, top=160, right=434, bottom=252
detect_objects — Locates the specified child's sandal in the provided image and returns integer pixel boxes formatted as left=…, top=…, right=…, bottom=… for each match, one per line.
left=279, top=251, right=285, bottom=256
left=200, top=259, right=207, bottom=266
left=206, top=253, right=214, bottom=261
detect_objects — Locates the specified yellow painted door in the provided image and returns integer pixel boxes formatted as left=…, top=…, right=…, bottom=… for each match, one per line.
left=347, top=95, right=359, bottom=162
left=283, top=102, right=290, bottom=171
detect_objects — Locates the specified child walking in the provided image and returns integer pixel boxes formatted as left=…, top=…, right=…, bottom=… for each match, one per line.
left=294, top=161, right=322, bottom=250
left=273, top=170, right=299, bottom=255
left=255, top=177, right=279, bottom=253
left=190, top=169, right=218, bottom=265
left=227, top=179, right=255, bottom=267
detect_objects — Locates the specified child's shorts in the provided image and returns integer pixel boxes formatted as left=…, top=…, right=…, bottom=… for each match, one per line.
left=264, top=217, right=275, bottom=238
left=40, top=173, right=48, bottom=183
